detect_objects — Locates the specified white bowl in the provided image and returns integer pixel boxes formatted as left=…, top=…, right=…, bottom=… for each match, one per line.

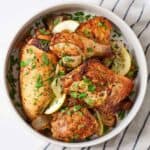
left=3, top=3, right=148, bottom=148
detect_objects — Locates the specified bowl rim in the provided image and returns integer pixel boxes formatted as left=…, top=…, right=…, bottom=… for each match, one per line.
left=3, top=2, right=148, bottom=148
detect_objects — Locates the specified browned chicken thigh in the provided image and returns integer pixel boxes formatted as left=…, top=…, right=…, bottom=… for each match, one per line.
left=76, top=16, right=112, bottom=45
left=51, top=107, right=98, bottom=141
left=60, top=58, right=133, bottom=114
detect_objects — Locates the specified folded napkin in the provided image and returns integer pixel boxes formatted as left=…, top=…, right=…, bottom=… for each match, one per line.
left=45, top=0, right=150, bottom=150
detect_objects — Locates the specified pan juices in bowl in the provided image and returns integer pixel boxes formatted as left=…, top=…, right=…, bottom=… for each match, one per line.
left=5, top=3, right=147, bottom=147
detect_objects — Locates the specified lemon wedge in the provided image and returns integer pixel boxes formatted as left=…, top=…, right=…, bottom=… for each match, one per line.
left=52, top=20, right=79, bottom=34
left=95, top=110, right=104, bottom=136
left=44, top=78, right=66, bottom=114
left=44, top=93, right=66, bottom=114
left=111, top=41, right=131, bottom=75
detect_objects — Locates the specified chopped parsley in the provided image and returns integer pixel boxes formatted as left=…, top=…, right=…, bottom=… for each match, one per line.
left=39, top=39, right=49, bottom=50
left=71, top=12, right=92, bottom=22
left=88, top=84, right=96, bottom=92
left=73, top=105, right=82, bottom=112
left=39, top=28, right=50, bottom=35
left=74, top=11, right=84, bottom=16
left=118, top=111, right=126, bottom=120
left=98, top=22, right=107, bottom=29
left=85, top=14, right=91, bottom=20
left=70, top=91, right=78, bottom=99
left=60, top=107, right=69, bottom=113
left=58, top=71, right=65, bottom=76
left=83, top=76, right=91, bottom=84
left=35, top=74, right=43, bottom=89
left=78, top=92, right=87, bottom=99
left=53, top=18, right=61, bottom=26
left=63, top=56, right=74, bottom=62
left=20, top=59, right=30, bottom=67
left=27, top=48, right=33, bottom=54
left=42, top=53, right=49, bottom=65
left=83, top=29, right=91, bottom=37
left=85, top=99, right=94, bottom=106
left=87, top=47, right=93, bottom=52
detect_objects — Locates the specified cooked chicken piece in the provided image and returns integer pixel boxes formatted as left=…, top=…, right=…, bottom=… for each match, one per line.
left=28, top=30, right=51, bottom=51
left=20, top=44, right=57, bottom=120
left=51, top=107, right=98, bottom=141
left=76, top=16, right=112, bottom=45
left=50, top=31, right=111, bottom=58
left=60, top=58, right=133, bottom=114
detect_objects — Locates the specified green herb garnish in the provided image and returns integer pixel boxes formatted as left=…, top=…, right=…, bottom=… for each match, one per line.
left=60, top=107, right=69, bottom=113
left=85, top=99, right=94, bottom=106
left=28, top=48, right=33, bottom=54
left=20, top=59, right=30, bottom=67
left=39, top=28, right=50, bottom=35
left=70, top=91, right=78, bottom=99
left=85, top=14, right=91, bottom=20
left=63, top=56, right=74, bottom=62
left=42, top=53, right=49, bottom=65
left=87, top=47, right=93, bottom=52
left=78, top=93, right=87, bottom=99
left=35, top=74, right=43, bottom=89
left=83, top=29, right=91, bottom=37
left=39, top=39, right=49, bottom=50
left=83, top=76, right=91, bottom=84
left=74, top=11, right=84, bottom=16
left=118, top=111, right=126, bottom=120
left=98, top=22, right=107, bottom=29
left=53, top=18, right=61, bottom=26
left=58, top=71, right=65, bottom=76
left=88, top=84, right=96, bottom=92
left=73, top=105, right=82, bottom=112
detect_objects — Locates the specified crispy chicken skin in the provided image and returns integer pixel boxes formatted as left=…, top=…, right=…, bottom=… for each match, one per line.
left=61, top=58, right=133, bottom=114
left=20, top=44, right=57, bottom=120
left=51, top=107, right=98, bottom=141
left=50, top=31, right=111, bottom=58
left=76, top=17, right=112, bottom=45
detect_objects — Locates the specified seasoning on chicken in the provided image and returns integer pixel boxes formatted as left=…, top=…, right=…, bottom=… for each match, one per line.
left=76, top=16, right=112, bottom=45
left=20, top=44, right=57, bottom=120
left=51, top=107, right=99, bottom=141
left=50, top=31, right=111, bottom=58
left=60, top=58, right=133, bottom=114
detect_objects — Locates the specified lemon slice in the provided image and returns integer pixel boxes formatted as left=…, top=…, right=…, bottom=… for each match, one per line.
left=44, top=78, right=66, bottom=114
left=45, top=94, right=66, bottom=114
left=111, top=42, right=131, bottom=75
left=95, top=110, right=104, bottom=136
left=52, top=20, right=79, bottom=34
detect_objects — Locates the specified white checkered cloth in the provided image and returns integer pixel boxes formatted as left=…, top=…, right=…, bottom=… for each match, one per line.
left=0, top=0, right=149, bottom=150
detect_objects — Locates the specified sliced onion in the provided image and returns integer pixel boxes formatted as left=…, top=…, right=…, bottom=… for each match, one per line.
left=31, top=115, right=50, bottom=131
